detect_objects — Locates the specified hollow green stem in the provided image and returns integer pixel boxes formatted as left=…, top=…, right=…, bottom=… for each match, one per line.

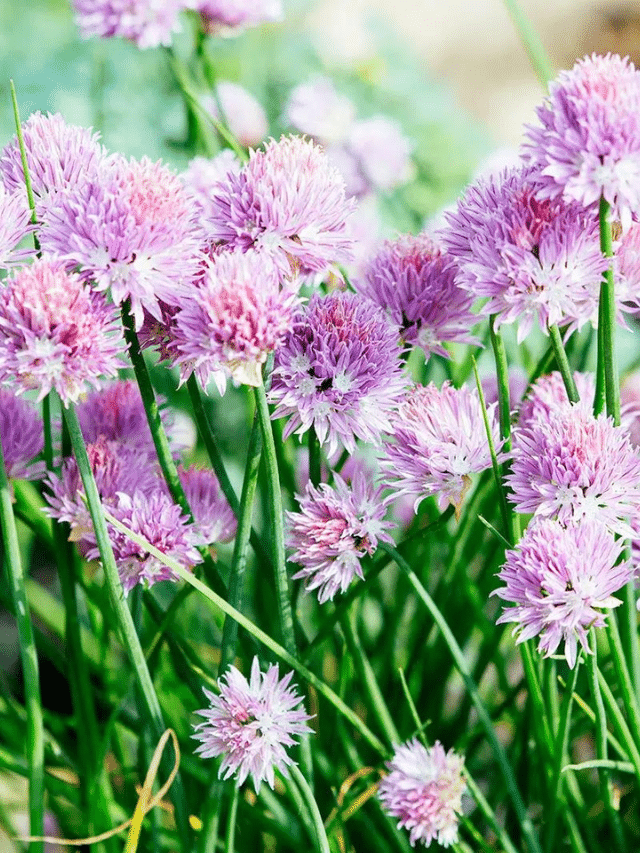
left=254, top=381, right=296, bottom=655
left=224, top=786, right=240, bottom=853
left=379, top=543, right=542, bottom=853
left=500, top=0, right=554, bottom=85
left=596, top=198, right=620, bottom=423
left=308, top=425, right=321, bottom=488
left=597, top=668, right=640, bottom=782
left=100, top=509, right=388, bottom=755
left=62, top=403, right=190, bottom=847
left=488, top=319, right=512, bottom=447
left=548, top=325, right=579, bottom=403
left=605, top=615, right=640, bottom=751
left=289, top=764, right=331, bottom=853
left=9, top=80, right=39, bottom=244
left=0, top=436, right=44, bottom=852
left=220, top=411, right=262, bottom=673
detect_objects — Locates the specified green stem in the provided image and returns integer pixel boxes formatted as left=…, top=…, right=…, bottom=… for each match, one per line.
left=62, top=403, right=190, bottom=847
left=605, top=615, right=640, bottom=750
left=220, top=412, right=262, bottom=673
left=545, top=658, right=581, bottom=853
left=224, top=786, right=240, bottom=853
left=596, top=197, right=620, bottom=423
left=289, top=764, right=331, bottom=853
left=100, top=509, right=388, bottom=755
left=121, top=303, right=226, bottom=594
left=379, top=542, right=542, bottom=853
left=308, top=425, right=321, bottom=488
left=621, top=578, right=640, bottom=696
left=597, top=668, right=640, bottom=782
left=0, top=435, right=44, bottom=852
left=488, top=319, right=512, bottom=447
left=500, top=0, right=554, bottom=85
left=9, top=80, right=39, bottom=244
left=548, top=325, right=579, bottom=403
left=254, top=381, right=296, bottom=655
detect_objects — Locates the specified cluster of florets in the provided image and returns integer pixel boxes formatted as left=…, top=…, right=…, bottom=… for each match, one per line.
left=356, top=233, right=478, bottom=359
left=286, top=471, right=394, bottom=603
left=284, top=76, right=414, bottom=198
left=0, top=390, right=45, bottom=481
left=269, top=290, right=406, bottom=456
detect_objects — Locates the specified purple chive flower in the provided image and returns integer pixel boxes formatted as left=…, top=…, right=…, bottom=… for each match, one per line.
left=39, top=154, right=204, bottom=329
left=614, top=221, right=640, bottom=309
left=522, top=53, right=640, bottom=226
left=285, top=77, right=355, bottom=144
left=85, top=489, right=202, bottom=593
left=76, top=380, right=156, bottom=454
left=193, top=656, right=313, bottom=792
left=0, top=185, right=36, bottom=268
left=378, top=738, right=466, bottom=849
left=45, top=436, right=161, bottom=541
left=207, top=135, right=355, bottom=276
left=346, top=116, right=414, bottom=193
left=516, top=370, right=595, bottom=428
left=0, top=112, right=107, bottom=218
left=196, top=0, right=282, bottom=34
left=381, top=382, right=502, bottom=515
left=179, top=464, right=237, bottom=546
left=440, top=166, right=607, bottom=342
left=507, top=406, right=640, bottom=536
left=0, top=258, right=123, bottom=405
left=286, top=471, right=394, bottom=603
left=181, top=152, right=242, bottom=228
left=173, top=249, right=300, bottom=393
left=71, top=0, right=192, bottom=49
left=202, top=83, right=268, bottom=148
left=0, top=390, right=44, bottom=481
left=621, top=373, right=640, bottom=448
left=356, top=233, right=478, bottom=359
left=269, top=290, right=406, bottom=457
left=494, top=518, right=631, bottom=668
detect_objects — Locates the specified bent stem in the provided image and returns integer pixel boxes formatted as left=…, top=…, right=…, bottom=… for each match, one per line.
left=63, top=403, right=190, bottom=847
left=0, top=436, right=44, bottom=853
left=548, top=325, right=579, bottom=403
left=596, top=198, right=620, bottom=423
left=379, top=541, right=543, bottom=853
left=289, top=764, right=331, bottom=853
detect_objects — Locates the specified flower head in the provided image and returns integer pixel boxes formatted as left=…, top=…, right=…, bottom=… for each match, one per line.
left=346, top=116, right=414, bottom=192
left=86, top=489, right=202, bottom=593
left=269, top=291, right=406, bottom=456
left=179, top=464, right=237, bottom=546
left=494, top=518, right=630, bottom=667
left=173, top=249, right=300, bottom=393
left=286, top=471, right=394, bottom=603
left=76, top=380, right=157, bottom=455
left=202, top=83, right=267, bottom=148
left=181, top=152, right=242, bottom=227
left=378, top=738, right=466, bottom=848
left=193, top=656, right=313, bottom=792
left=516, top=370, right=595, bottom=428
left=39, top=154, right=204, bottom=329
left=507, top=406, right=640, bottom=536
left=196, top=0, right=282, bottom=33
left=356, top=233, right=478, bottom=359
left=207, top=135, right=355, bottom=276
left=441, top=166, right=607, bottom=341
left=0, top=258, right=123, bottom=404
left=381, top=382, right=502, bottom=514
left=0, top=112, right=107, bottom=217
left=522, top=53, right=640, bottom=225
left=71, top=0, right=190, bottom=48
left=0, top=390, right=44, bottom=481
left=284, top=77, right=355, bottom=144
left=0, top=184, right=36, bottom=268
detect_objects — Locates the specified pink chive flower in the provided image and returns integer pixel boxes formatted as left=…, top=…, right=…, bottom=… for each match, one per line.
left=181, top=152, right=241, bottom=227
left=381, top=382, right=502, bottom=515
left=44, top=437, right=161, bottom=542
left=268, top=291, right=406, bottom=457
left=0, top=390, right=44, bottom=481
left=0, top=185, right=36, bottom=268
left=196, top=0, right=282, bottom=34
left=193, top=656, right=313, bottom=792
left=71, top=0, right=192, bottom=49
left=494, top=518, right=630, bottom=668
left=202, top=83, right=268, bottom=148
left=76, top=380, right=156, bottom=454
left=173, top=250, right=300, bottom=393
left=516, top=370, right=595, bottom=428
left=0, top=259, right=123, bottom=405
left=522, top=53, right=640, bottom=226
left=378, top=738, right=466, bottom=849
left=85, top=489, right=202, bottom=593
left=284, top=77, right=355, bottom=144
left=440, top=166, right=608, bottom=342
left=507, top=406, right=640, bottom=537
left=178, top=464, right=237, bottom=546
left=207, top=135, right=355, bottom=276
left=0, top=112, right=107, bottom=218
left=356, top=233, right=478, bottom=359
left=286, top=471, right=394, bottom=603
left=346, top=116, right=414, bottom=193
left=614, top=221, right=640, bottom=309
left=39, top=154, right=204, bottom=329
